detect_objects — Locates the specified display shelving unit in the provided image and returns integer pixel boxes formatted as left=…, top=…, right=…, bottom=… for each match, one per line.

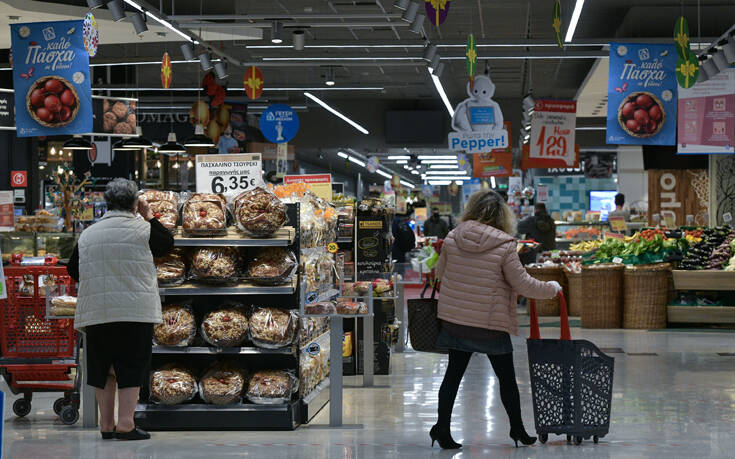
left=668, top=270, right=735, bottom=325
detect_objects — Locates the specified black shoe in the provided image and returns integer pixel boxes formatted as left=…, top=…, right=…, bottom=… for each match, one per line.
left=510, top=426, right=536, bottom=447
left=101, top=427, right=115, bottom=440
left=430, top=424, right=462, bottom=449
left=115, top=427, right=150, bottom=441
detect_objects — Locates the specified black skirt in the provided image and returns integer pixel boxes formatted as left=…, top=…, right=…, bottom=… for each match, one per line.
left=85, top=322, right=153, bottom=389
left=435, top=320, right=513, bottom=355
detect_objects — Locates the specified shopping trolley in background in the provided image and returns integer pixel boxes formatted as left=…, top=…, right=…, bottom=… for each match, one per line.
left=0, top=257, right=81, bottom=425
left=527, top=293, right=614, bottom=445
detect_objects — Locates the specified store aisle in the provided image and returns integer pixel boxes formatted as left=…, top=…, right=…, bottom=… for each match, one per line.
left=3, top=324, right=735, bottom=458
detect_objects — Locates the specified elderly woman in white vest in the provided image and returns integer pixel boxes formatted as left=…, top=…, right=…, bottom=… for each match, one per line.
left=67, top=178, right=173, bottom=441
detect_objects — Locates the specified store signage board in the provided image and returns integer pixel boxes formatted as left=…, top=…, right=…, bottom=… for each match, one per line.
left=608, top=216, right=627, bottom=232
left=647, top=169, right=708, bottom=226
left=259, top=104, right=299, bottom=144
left=0, top=191, right=14, bottom=232
left=356, top=218, right=388, bottom=278
left=448, top=75, right=508, bottom=153
left=530, top=99, right=577, bottom=167
left=283, top=174, right=332, bottom=201
left=195, top=153, right=263, bottom=194
left=10, top=171, right=27, bottom=188
left=677, top=68, right=735, bottom=154
left=607, top=43, right=677, bottom=146
left=275, top=142, right=288, bottom=178
left=0, top=90, right=15, bottom=129
left=10, top=20, right=92, bottom=137
left=473, top=122, right=513, bottom=177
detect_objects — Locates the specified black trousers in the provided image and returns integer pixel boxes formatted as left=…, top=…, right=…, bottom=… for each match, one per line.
left=437, top=350, right=523, bottom=429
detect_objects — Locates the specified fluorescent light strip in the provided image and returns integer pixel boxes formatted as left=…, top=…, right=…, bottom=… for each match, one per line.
left=425, top=170, right=468, bottom=175
left=434, top=176, right=471, bottom=181
left=263, top=57, right=423, bottom=61
left=491, top=176, right=496, bottom=188
left=123, top=1, right=196, bottom=43
left=427, top=68, right=454, bottom=117
left=348, top=156, right=366, bottom=167
left=387, top=155, right=410, bottom=160
left=429, top=164, right=460, bottom=169
left=90, top=86, right=383, bottom=91
left=395, top=160, right=408, bottom=164
left=337, top=151, right=348, bottom=158
left=428, top=180, right=451, bottom=185
left=418, top=155, right=456, bottom=160
left=376, top=170, right=392, bottom=179
left=400, top=180, right=415, bottom=189
left=304, top=92, right=369, bottom=134
left=565, top=0, right=586, bottom=43
left=421, top=159, right=457, bottom=164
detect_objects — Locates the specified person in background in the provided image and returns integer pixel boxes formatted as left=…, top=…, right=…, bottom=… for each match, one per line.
left=392, top=208, right=416, bottom=263
left=517, top=203, right=557, bottom=251
left=216, top=125, right=239, bottom=154
left=423, top=207, right=449, bottom=239
left=607, top=193, right=630, bottom=220
left=67, top=178, right=174, bottom=441
left=431, top=190, right=561, bottom=450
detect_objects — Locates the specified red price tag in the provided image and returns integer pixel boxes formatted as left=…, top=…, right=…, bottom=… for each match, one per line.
left=534, top=126, right=568, bottom=158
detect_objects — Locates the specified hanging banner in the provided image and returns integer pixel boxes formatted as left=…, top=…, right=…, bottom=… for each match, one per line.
left=673, top=16, right=691, bottom=59
left=276, top=142, right=288, bottom=178
left=195, top=153, right=263, bottom=194
left=283, top=174, right=332, bottom=201
left=552, top=0, right=563, bottom=48
left=529, top=99, right=577, bottom=167
left=244, top=66, right=264, bottom=100
left=10, top=20, right=92, bottom=137
left=366, top=156, right=379, bottom=173
left=448, top=75, right=508, bottom=153
left=473, top=152, right=513, bottom=177
left=83, top=13, right=98, bottom=58
left=466, top=34, right=477, bottom=85
left=607, top=43, right=677, bottom=146
left=161, top=52, right=172, bottom=89
left=521, top=143, right=580, bottom=170
left=426, top=0, right=451, bottom=27
left=677, top=68, right=735, bottom=155
left=259, top=104, right=298, bottom=143
left=648, top=169, right=709, bottom=226
left=92, top=95, right=137, bottom=135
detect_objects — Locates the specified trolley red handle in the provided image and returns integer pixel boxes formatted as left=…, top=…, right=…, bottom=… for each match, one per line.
left=528, top=292, right=571, bottom=341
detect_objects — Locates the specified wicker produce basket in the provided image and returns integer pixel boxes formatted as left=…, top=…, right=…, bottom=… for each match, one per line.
left=623, top=263, right=672, bottom=329
left=526, top=264, right=564, bottom=316
left=564, top=269, right=583, bottom=317
left=581, top=263, right=625, bottom=328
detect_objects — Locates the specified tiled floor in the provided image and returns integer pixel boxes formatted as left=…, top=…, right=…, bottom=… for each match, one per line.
left=4, top=317, right=735, bottom=458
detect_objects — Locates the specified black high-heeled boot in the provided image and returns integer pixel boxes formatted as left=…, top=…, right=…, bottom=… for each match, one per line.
left=509, top=425, right=536, bottom=447
left=429, top=424, right=462, bottom=449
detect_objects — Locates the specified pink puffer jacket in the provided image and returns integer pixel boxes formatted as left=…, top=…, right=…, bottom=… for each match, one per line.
left=436, top=220, right=557, bottom=335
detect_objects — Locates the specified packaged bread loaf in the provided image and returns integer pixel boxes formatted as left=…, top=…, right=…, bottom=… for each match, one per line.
left=139, top=190, right=179, bottom=232
left=247, top=247, right=297, bottom=285
left=153, top=304, right=196, bottom=346
left=182, top=193, right=227, bottom=236
left=246, top=370, right=296, bottom=404
left=234, top=188, right=287, bottom=236
left=248, top=307, right=297, bottom=349
left=201, top=306, right=249, bottom=347
left=150, top=365, right=197, bottom=405
left=304, top=301, right=336, bottom=315
left=154, top=250, right=186, bottom=286
left=190, top=247, right=240, bottom=282
left=335, top=299, right=368, bottom=315
left=50, top=295, right=77, bottom=316
left=198, top=362, right=246, bottom=405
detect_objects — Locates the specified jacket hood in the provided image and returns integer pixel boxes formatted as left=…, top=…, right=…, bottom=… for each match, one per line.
left=451, top=220, right=515, bottom=252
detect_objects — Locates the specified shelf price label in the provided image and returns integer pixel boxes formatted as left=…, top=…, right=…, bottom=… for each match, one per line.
left=195, top=153, right=263, bottom=194
left=529, top=99, right=577, bottom=167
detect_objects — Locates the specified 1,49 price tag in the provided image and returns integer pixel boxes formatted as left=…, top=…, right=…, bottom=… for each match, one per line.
left=195, top=153, right=263, bottom=194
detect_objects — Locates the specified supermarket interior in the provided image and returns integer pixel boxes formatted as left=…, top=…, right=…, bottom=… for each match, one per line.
left=1, top=0, right=735, bottom=458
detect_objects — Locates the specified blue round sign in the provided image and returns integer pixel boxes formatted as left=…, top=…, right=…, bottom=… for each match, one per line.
left=259, top=103, right=299, bottom=144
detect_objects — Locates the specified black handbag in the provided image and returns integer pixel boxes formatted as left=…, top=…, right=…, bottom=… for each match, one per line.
left=407, top=284, right=447, bottom=354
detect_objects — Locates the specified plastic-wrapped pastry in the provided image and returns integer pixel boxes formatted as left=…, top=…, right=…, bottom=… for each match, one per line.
left=154, top=250, right=186, bottom=286
left=190, top=247, right=240, bottom=282
left=304, top=301, right=336, bottom=315
left=246, top=370, right=295, bottom=404
left=201, top=307, right=249, bottom=347
left=150, top=365, right=197, bottom=405
left=234, top=188, right=287, bottom=236
left=139, top=190, right=179, bottom=232
left=49, top=295, right=77, bottom=316
left=336, top=299, right=368, bottom=315
left=198, top=362, right=246, bottom=405
left=247, top=247, right=297, bottom=285
left=182, top=193, right=227, bottom=236
left=248, top=307, right=296, bottom=349
left=153, top=304, right=196, bottom=346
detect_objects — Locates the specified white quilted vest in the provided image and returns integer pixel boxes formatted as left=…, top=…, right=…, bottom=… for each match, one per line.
left=74, top=210, right=162, bottom=330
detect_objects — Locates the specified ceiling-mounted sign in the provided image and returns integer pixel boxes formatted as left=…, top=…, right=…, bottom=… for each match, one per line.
left=83, top=13, right=98, bottom=58
left=676, top=48, right=699, bottom=89
left=10, top=20, right=92, bottom=137
left=259, top=103, right=299, bottom=144
left=195, top=153, right=263, bottom=194
left=678, top=68, right=735, bottom=155
left=244, top=65, right=264, bottom=100
left=448, top=75, right=508, bottom=153
left=283, top=174, right=332, bottom=201
left=530, top=99, right=577, bottom=167
left=161, top=52, right=172, bottom=89
left=673, top=16, right=690, bottom=59
left=426, top=0, right=451, bottom=27
left=465, top=33, right=477, bottom=85
left=367, top=156, right=379, bottom=173
left=552, top=0, right=563, bottom=48
left=607, top=43, right=677, bottom=146
left=473, top=121, right=512, bottom=177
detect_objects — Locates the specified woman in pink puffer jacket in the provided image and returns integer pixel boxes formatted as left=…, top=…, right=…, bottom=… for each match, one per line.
left=430, top=190, right=561, bottom=450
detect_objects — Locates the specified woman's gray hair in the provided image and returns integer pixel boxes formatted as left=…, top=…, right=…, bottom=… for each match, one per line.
left=104, top=178, right=138, bottom=212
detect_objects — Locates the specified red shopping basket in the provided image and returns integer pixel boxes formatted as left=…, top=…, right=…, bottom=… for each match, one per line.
left=527, top=293, right=614, bottom=446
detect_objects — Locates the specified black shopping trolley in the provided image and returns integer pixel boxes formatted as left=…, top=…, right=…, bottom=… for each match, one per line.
left=527, top=293, right=614, bottom=445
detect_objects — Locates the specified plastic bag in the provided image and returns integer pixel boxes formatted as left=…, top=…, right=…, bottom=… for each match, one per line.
left=139, top=190, right=179, bottom=233
left=198, top=362, right=246, bottom=405
left=154, top=249, right=187, bottom=286
left=182, top=193, right=228, bottom=236
left=190, top=247, right=240, bottom=283
left=49, top=295, right=77, bottom=316
left=247, top=247, right=297, bottom=285
left=246, top=370, right=297, bottom=405
left=234, top=188, right=288, bottom=236
left=335, top=299, right=368, bottom=315
left=150, top=364, right=197, bottom=405
left=304, top=301, right=336, bottom=315
left=201, top=306, right=249, bottom=347
left=153, top=303, right=197, bottom=346
left=248, top=307, right=297, bottom=349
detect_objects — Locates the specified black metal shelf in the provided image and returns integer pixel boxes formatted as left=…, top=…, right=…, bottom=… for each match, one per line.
left=159, top=278, right=297, bottom=296
left=152, top=345, right=295, bottom=355
left=173, top=227, right=296, bottom=247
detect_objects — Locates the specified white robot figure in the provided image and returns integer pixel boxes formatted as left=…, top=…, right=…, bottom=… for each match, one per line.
left=451, top=75, right=504, bottom=132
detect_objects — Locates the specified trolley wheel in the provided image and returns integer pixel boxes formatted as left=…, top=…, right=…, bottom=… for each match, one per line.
left=60, top=406, right=79, bottom=425
left=53, top=398, right=68, bottom=416
left=574, top=436, right=583, bottom=445
left=567, top=434, right=572, bottom=443
left=13, top=399, right=32, bottom=417
left=539, top=433, right=548, bottom=444
left=593, top=435, right=599, bottom=444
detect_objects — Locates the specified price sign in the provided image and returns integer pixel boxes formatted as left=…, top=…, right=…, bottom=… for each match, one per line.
left=196, top=153, right=263, bottom=194
left=608, top=216, right=627, bottom=232
left=529, top=99, right=577, bottom=167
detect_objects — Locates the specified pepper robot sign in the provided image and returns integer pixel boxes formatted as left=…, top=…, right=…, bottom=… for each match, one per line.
left=448, top=75, right=508, bottom=154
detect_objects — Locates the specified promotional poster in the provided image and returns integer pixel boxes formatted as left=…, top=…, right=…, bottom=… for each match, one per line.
left=529, top=99, right=577, bottom=167
left=448, top=75, right=508, bottom=153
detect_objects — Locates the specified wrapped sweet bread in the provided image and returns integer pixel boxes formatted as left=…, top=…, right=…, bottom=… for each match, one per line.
left=247, top=247, right=296, bottom=285
left=304, top=301, right=336, bottom=315
left=234, top=188, right=287, bottom=236
left=335, top=299, right=368, bottom=315
left=201, top=307, right=249, bottom=347
left=182, top=193, right=227, bottom=236
left=246, top=370, right=295, bottom=404
left=154, top=250, right=186, bottom=286
left=248, top=307, right=296, bottom=349
left=139, top=190, right=179, bottom=232
left=198, top=362, right=246, bottom=405
left=190, top=247, right=240, bottom=282
left=150, top=365, right=197, bottom=405
left=153, top=304, right=196, bottom=346
left=50, top=295, right=77, bottom=316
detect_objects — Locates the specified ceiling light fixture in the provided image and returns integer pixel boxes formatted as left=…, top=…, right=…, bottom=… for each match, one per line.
left=712, top=49, right=729, bottom=72
left=701, top=58, right=718, bottom=79
left=49, top=147, right=56, bottom=156
left=348, top=156, right=366, bottom=167
left=123, top=1, right=196, bottom=43
left=724, top=37, right=735, bottom=64
left=400, top=180, right=415, bottom=189
left=292, top=30, right=305, bottom=51
left=199, top=53, right=213, bottom=71
left=431, top=62, right=445, bottom=77
left=113, top=138, right=133, bottom=151
left=376, top=170, right=392, bottom=179
left=418, top=155, right=456, bottom=160
left=393, top=0, right=410, bottom=10
left=420, top=159, right=457, bottom=164
left=180, top=43, right=196, bottom=61
left=337, top=151, right=349, bottom=159
left=428, top=180, right=451, bottom=185
left=63, top=135, right=93, bottom=150
left=411, top=170, right=419, bottom=175
left=158, top=132, right=186, bottom=154
left=131, top=12, right=148, bottom=34
left=429, top=164, right=460, bottom=169
left=429, top=53, right=441, bottom=70
left=87, top=0, right=104, bottom=9
left=172, top=159, right=180, bottom=169
left=185, top=125, right=215, bottom=147
left=564, top=0, right=586, bottom=43
left=214, top=61, right=228, bottom=79
left=409, top=13, right=425, bottom=34
left=401, top=2, right=419, bottom=23
left=490, top=176, right=497, bottom=188
left=324, top=67, right=336, bottom=86
left=271, top=21, right=284, bottom=44
left=304, top=92, right=369, bottom=134
left=388, top=155, right=411, bottom=160
left=423, top=43, right=438, bottom=61
left=425, top=170, right=468, bottom=175
left=428, top=69, right=454, bottom=117
left=395, top=160, right=408, bottom=164
left=107, top=0, right=126, bottom=22
left=122, top=126, right=153, bottom=149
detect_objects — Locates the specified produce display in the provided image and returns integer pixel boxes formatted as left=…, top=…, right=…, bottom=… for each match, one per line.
left=247, top=247, right=297, bottom=285
left=198, top=362, right=246, bottom=405
left=585, top=231, right=687, bottom=265
left=679, top=227, right=733, bottom=270
left=569, top=240, right=603, bottom=252
left=234, top=188, right=288, bottom=236
left=201, top=306, right=250, bottom=347
left=246, top=370, right=296, bottom=404
left=153, top=304, right=196, bottom=346
left=150, top=365, right=198, bottom=405
left=561, top=226, right=601, bottom=240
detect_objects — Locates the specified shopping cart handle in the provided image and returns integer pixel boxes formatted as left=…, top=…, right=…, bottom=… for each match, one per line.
left=528, top=292, right=571, bottom=341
